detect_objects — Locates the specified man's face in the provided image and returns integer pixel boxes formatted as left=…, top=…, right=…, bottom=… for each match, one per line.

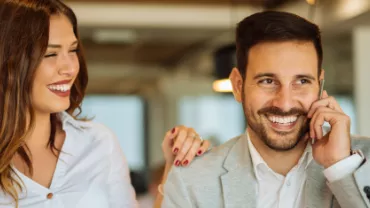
left=231, top=41, right=323, bottom=151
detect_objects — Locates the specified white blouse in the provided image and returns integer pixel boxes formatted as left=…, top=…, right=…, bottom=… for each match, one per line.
left=0, top=112, right=138, bottom=208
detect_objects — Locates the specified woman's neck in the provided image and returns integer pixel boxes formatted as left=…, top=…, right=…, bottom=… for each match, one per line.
left=27, top=112, right=51, bottom=150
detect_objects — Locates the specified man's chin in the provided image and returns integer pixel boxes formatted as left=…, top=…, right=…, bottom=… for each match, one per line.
left=270, top=129, right=302, bottom=139
left=262, top=127, right=304, bottom=151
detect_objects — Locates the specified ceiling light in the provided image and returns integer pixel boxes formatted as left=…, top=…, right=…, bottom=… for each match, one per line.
left=92, top=29, right=137, bottom=44
left=306, top=0, right=316, bottom=5
left=212, top=79, right=233, bottom=93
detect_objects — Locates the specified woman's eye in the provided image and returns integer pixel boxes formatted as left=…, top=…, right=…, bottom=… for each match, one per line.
left=44, top=53, right=57, bottom=58
left=69, top=49, right=79, bottom=53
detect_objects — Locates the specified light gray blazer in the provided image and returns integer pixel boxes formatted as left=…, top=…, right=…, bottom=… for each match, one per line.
left=162, top=134, right=370, bottom=208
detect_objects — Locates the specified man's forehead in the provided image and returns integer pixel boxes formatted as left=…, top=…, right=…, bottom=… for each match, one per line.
left=247, top=41, right=318, bottom=62
left=246, top=42, right=318, bottom=78
left=250, top=70, right=317, bottom=78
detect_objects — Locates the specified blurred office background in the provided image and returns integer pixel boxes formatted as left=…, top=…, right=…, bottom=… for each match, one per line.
left=64, top=0, right=370, bottom=205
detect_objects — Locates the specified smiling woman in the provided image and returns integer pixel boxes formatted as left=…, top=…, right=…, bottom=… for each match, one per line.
left=0, top=1, right=88, bottom=206
left=0, top=0, right=210, bottom=207
left=32, top=14, right=83, bottom=114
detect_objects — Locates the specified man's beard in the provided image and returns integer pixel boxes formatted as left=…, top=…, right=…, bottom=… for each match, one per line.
left=242, top=92, right=309, bottom=151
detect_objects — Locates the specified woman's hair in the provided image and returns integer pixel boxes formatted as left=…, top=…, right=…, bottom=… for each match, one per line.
left=0, top=0, right=88, bottom=205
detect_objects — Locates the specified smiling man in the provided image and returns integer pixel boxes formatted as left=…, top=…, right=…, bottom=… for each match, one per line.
left=162, top=11, right=370, bottom=208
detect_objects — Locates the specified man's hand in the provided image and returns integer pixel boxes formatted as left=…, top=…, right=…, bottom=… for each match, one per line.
left=307, top=90, right=351, bottom=168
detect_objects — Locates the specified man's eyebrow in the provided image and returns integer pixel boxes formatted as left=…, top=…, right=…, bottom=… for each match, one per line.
left=253, top=73, right=276, bottom=80
left=296, top=74, right=316, bottom=81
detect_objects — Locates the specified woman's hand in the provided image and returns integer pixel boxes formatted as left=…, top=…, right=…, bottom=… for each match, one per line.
left=162, top=125, right=211, bottom=167
left=154, top=126, right=211, bottom=208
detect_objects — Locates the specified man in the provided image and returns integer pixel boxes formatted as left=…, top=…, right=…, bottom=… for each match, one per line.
left=162, top=11, right=370, bottom=208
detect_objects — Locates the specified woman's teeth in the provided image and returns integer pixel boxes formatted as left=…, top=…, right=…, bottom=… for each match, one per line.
left=48, top=84, right=70, bottom=92
left=268, top=116, right=298, bottom=124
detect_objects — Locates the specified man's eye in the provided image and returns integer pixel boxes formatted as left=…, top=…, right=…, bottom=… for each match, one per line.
left=259, top=79, right=274, bottom=84
left=297, top=79, right=311, bottom=85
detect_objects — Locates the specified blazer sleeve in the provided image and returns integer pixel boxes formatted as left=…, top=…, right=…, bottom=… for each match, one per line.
left=162, top=167, right=194, bottom=208
left=327, top=159, right=370, bottom=208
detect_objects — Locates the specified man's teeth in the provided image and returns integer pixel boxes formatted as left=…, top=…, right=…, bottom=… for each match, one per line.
left=268, top=116, right=298, bottom=124
left=48, top=84, right=70, bottom=92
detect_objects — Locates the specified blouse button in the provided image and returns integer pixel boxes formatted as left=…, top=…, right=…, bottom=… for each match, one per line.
left=46, top=193, right=53, bottom=199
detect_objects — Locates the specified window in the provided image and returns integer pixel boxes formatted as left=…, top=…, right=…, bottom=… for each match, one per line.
left=178, top=95, right=245, bottom=145
left=80, top=95, right=146, bottom=171
left=332, top=95, right=357, bottom=134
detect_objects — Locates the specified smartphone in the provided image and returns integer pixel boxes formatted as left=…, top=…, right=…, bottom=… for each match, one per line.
left=319, top=79, right=325, bottom=99
left=311, top=79, right=325, bottom=144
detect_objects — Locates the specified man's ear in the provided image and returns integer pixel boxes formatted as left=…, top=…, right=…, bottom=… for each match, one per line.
left=229, top=67, right=243, bottom=103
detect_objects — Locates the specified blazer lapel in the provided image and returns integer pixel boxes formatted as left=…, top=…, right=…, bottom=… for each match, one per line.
left=221, top=134, right=257, bottom=208
left=304, top=160, right=333, bottom=208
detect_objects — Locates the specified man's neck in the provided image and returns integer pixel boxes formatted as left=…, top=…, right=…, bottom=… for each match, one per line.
left=247, top=129, right=308, bottom=176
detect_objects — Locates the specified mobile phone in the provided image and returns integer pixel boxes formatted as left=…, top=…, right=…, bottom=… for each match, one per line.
left=311, top=79, right=325, bottom=144
left=319, top=79, right=325, bottom=99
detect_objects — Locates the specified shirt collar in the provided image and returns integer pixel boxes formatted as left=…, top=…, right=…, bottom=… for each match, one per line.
left=246, top=129, right=313, bottom=180
left=302, top=142, right=313, bottom=169
left=246, top=131, right=266, bottom=181
left=59, top=111, right=91, bottom=130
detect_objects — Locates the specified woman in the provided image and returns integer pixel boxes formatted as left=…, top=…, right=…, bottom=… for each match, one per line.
left=0, top=0, right=208, bottom=207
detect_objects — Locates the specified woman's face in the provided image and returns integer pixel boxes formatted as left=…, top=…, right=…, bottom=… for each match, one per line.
left=32, top=14, right=80, bottom=115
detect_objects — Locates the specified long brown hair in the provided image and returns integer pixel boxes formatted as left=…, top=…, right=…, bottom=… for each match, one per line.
left=0, top=0, right=88, bottom=206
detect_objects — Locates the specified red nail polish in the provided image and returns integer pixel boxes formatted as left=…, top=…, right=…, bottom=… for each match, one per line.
left=175, top=160, right=180, bottom=166
left=173, top=148, right=179, bottom=153
left=197, top=150, right=202, bottom=155
left=183, top=160, right=189, bottom=166
left=171, top=128, right=175, bottom=134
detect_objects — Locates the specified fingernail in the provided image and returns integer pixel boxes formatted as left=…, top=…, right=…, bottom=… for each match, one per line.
left=171, top=128, right=175, bottom=134
left=175, top=160, right=180, bottom=166
left=197, top=150, right=202, bottom=155
left=311, top=138, right=315, bottom=144
left=173, top=148, right=179, bottom=154
left=182, top=160, right=189, bottom=166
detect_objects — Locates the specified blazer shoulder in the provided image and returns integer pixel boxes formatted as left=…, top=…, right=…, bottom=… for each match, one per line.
left=173, top=135, right=244, bottom=181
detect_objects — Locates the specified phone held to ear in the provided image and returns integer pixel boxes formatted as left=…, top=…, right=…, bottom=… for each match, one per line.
left=310, top=79, right=325, bottom=144
left=319, top=79, right=325, bottom=99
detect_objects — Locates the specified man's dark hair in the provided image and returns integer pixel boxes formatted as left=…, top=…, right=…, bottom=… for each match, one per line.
left=236, top=11, right=323, bottom=79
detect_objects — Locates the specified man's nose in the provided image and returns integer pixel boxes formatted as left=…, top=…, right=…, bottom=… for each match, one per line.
left=271, top=86, right=295, bottom=113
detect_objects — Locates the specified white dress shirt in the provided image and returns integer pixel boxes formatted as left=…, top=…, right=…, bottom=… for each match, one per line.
left=0, top=112, right=138, bottom=208
left=247, top=133, right=364, bottom=208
